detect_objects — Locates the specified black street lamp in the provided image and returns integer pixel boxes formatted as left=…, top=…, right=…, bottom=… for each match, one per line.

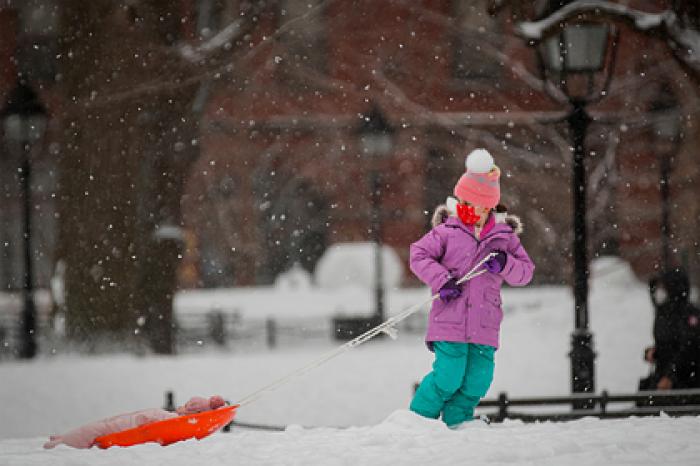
left=357, top=105, right=395, bottom=324
left=1, top=81, right=47, bottom=359
left=649, top=85, right=683, bottom=273
left=532, top=20, right=618, bottom=408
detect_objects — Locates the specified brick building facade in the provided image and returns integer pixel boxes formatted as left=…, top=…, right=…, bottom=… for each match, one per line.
left=181, top=0, right=700, bottom=288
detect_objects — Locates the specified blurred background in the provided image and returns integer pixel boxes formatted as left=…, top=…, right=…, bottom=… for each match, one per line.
left=0, top=0, right=699, bottom=364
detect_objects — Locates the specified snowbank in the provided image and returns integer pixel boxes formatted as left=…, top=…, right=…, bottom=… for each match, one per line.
left=589, top=256, right=639, bottom=290
left=314, top=242, right=403, bottom=289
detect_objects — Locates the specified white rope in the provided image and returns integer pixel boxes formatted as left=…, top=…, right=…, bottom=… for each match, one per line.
left=236, top=253, right=497, bottom=407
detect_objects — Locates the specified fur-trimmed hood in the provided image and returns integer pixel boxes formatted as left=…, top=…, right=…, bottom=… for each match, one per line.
left=431, top=204, right=524, bottom=235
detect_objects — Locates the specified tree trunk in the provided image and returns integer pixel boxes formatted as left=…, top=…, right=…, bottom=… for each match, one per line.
left=55, top=1, right=199, bottom=352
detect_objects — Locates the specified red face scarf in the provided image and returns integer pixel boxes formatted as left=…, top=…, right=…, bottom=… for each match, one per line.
left=456, top=203, right=480, bottom=226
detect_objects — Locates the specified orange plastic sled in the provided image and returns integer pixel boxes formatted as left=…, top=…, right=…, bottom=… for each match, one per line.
left=94, top=404, right=239, bottom=449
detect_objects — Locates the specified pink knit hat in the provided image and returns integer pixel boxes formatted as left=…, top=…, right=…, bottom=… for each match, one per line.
left=453, top=149, right=501, bottom=208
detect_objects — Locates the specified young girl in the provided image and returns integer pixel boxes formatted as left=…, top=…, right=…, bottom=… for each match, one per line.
left=409, top=148, right=534, bottom=428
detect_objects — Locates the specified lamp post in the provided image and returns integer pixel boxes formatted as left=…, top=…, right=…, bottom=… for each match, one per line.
left=357, top=105, right=395, bottom=324
left=1, top=80, right=47, bottom=359
left=533, top=20, right=618, bottom=407
left=649, top=86, right=682, bottom=273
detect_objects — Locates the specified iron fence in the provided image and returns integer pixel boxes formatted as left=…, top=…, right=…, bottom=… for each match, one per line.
left=0, top=306, right=427, bottom=356
left=475, top=388, right=700, bottom=423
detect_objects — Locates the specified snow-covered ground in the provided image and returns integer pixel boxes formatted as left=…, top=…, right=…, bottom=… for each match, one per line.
left=1, top=258, right=699, bottom=465
left=3, top=413, right=699, bottom=466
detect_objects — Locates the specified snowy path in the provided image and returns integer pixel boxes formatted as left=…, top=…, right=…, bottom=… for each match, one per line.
left=2, top=412, right=699, bottom=466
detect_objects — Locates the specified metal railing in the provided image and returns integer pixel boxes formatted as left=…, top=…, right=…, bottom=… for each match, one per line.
left=476, top=388, right=700, bottom=423
left=0, top=309, right=427, bottom=357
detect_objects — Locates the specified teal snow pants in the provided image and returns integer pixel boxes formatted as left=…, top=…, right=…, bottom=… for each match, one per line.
left=410, top=341, right=496, bottom=427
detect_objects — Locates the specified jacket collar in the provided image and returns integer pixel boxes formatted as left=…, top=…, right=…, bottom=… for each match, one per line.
left=444, top=213, right=510, bottom=240
left=466, top=212, right=496, bottom=237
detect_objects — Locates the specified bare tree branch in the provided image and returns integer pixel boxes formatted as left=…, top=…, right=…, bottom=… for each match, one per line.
left=82, top=0, right=338, bottom=107
left=516, top=1, right=700, bottom=76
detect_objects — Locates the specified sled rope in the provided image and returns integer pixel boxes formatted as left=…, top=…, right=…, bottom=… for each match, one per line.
left=236, top=252, right=497, bottom=407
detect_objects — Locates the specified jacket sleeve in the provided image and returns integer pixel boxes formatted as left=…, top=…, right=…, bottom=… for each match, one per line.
left=409, top=227, right=451, bottom=292
left=499, top=234, right=535, bottom=287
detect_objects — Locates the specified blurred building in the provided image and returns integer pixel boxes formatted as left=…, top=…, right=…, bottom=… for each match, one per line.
left=181, top=0, right=700, bottom=287
left=1, top=0, right=699, bottom=292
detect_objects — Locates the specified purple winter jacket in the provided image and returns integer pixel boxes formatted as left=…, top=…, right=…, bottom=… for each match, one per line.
left=409, top=206, right=534, bottom=350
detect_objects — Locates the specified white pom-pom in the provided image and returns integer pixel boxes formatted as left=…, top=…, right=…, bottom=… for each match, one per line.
left=465, top=149, right=494, bottom=174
